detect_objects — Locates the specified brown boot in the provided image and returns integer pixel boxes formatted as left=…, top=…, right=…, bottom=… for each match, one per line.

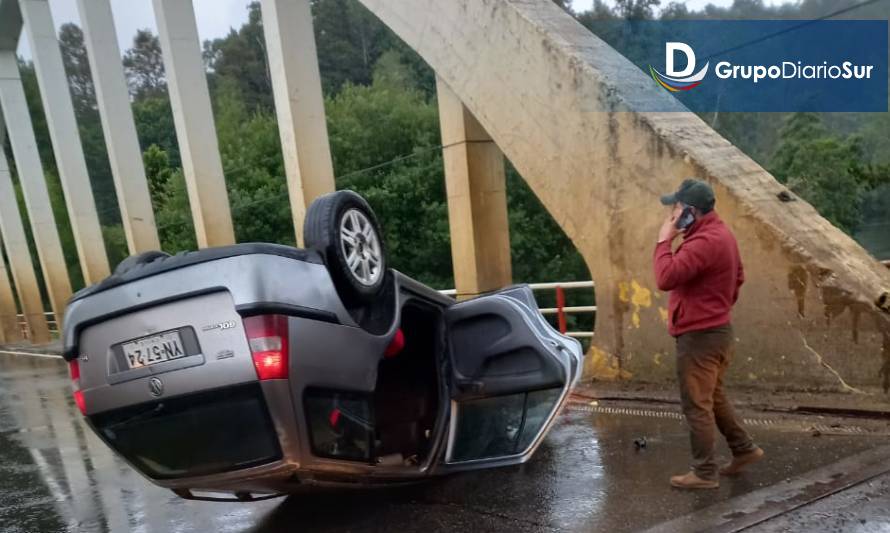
left=670, top=471, right=719, bottom=489
left=720, top=447, right=764, bottom=476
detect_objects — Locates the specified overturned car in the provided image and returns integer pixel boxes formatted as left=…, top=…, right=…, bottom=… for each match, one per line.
left=62, top=190, right=584, bottom=501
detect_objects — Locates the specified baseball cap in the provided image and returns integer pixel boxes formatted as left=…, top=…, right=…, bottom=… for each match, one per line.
left=660, top=179, right=716, bottom=212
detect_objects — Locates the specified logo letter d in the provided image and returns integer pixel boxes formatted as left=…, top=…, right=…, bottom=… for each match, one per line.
left=666, top=42, right=696, bottom=78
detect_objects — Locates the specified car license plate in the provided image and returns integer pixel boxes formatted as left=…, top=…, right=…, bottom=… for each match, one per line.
left=123, top=331, right=186, bottom=369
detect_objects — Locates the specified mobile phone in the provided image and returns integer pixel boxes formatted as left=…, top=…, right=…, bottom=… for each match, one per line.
left=675, top=205, right=695, bottom=231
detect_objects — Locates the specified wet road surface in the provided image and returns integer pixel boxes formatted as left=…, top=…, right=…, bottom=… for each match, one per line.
left=2, top=352, right=890, bottom=532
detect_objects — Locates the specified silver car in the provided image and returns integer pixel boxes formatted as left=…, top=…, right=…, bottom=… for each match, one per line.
left=62, top=190, right=584, bottom=502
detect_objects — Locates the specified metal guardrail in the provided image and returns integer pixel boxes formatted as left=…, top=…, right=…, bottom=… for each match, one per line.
left=440, top=281, right=596, bottom=339
left=15, top=312, right=58, bottom=340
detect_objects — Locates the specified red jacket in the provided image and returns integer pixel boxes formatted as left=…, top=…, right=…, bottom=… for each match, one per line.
left=653, top=211, right=744, bottom=337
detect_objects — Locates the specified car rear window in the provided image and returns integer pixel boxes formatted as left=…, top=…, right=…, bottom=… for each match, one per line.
left=90, top=383, right=281, bottom=479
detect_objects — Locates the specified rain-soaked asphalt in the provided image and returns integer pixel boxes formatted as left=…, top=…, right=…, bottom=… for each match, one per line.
left=2, top=352, right=890, bottom=532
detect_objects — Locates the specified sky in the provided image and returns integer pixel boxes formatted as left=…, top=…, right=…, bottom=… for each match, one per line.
left=17, top=0, right=789, bottom=57
left=17, top=0, right=251, bottom=57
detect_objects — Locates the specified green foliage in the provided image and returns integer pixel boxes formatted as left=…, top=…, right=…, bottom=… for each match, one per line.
left=214, top=79, right=292, bottom=245
left=506, top=166, right=589, bottom=283
left=143, top=144, right=174, bottom=209
left=154, top=169, right=197, bottom=253
left=203, top=2, right=273, bottom=112
left=770, top=113, right=889, bottom=234
left=311, top=0, right=395, bottom=93
left=123, top=29, right=167, bottom=99
left=132, top=97, right=179, bottom=165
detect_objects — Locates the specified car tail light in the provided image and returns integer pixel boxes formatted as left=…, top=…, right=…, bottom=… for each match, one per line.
left=69, top=359, right=86, bottom=415
left=243, top=315, right=289, bottom=380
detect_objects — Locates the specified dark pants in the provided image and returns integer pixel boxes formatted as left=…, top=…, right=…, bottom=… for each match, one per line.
left=676, top=325, right=756, bottom=480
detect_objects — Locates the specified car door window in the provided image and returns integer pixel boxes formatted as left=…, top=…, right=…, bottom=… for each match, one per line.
left=305, top=389, right=374, bottom=462
left=449, top=387, right=562, bottom=462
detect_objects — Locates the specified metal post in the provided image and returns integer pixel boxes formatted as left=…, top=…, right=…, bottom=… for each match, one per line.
left=19, top=0, right=110, bottom=284
left=153, top=0, right=235, bottom=248
left=77, top=0, right=161, bottom=255
left=261, top=0, right=335, bottom=246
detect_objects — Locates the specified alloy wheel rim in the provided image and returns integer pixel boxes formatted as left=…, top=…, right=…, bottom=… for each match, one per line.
left=339, top=208, right=383, bottom=286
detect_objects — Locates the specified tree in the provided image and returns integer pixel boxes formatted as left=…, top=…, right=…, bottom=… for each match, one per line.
left=123, top=30, right=167, bottom=99
left=58, top=24, right=95, bottom=116
left=312, top=0, right=396, bottom=93
left=132, top=96, right=179, bottom=166
left=614, top=0, right=661, bottom=19
left=143, top=144, right=174, bottom=209
left=770, top=113, right=870, bottom=234
left=203, top=2, right=273, bottom=112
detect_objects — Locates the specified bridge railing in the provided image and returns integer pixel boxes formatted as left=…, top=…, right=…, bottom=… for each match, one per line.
left=439, top=281, right=596, bottom=339
left=20, top=263, right=890, bottom=344
left=13, top=281, right=597, bottom=343
left=14, top=312, right=59, bottom=341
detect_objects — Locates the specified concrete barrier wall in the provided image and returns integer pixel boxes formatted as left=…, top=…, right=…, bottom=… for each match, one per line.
left=358, top=0, right=890, bottom=393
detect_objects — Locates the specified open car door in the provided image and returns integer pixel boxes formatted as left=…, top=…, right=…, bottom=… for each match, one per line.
left=439, top=286, right=582, bottom=472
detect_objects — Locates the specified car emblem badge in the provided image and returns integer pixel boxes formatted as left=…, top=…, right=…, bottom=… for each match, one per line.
left=148, top=377, right=164, bottom=397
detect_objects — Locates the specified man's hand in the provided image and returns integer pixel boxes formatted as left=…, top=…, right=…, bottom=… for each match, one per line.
left=658, top=211, right=680, bottom=244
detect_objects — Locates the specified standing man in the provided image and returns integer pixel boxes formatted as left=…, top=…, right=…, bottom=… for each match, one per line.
left=654, top=179, right=764, bottom=490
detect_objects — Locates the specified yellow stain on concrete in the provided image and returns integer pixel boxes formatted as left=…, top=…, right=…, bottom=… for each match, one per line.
left=659, top=307, right=669, bottom=325
left=653, top=352, right=663, bottom=366
left=585, top=345, right=632, bottom=381
left=619, top=280, right=653, bottom=329
left=630, top=280, right=652, bottom=308
left=618, top=281, right=630, bottom=303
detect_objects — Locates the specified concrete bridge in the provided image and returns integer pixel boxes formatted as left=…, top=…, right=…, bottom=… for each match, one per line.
left=0, top=0, right=888, bottom=394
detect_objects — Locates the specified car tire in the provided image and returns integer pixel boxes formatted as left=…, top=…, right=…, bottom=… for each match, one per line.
left=113, top=250, right=171, bottom=276
left=304, top=190, right=386, bottom=305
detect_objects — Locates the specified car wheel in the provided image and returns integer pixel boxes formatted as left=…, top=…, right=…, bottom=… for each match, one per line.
left=113, top=250, right=171, bottom=276
left=304, top=190, right=386, bottom=305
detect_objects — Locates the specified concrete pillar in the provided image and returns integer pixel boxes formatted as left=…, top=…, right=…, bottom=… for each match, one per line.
left=77, top=0, right=161, bottom=255
left=0, top=137, right=51, bottom=344
left=436, top=77, right=512, bottom=299
left=0, top=51, right=71, bottom=329
left=153, top=0, right=234, bottom=248
left=0, top=235, right=22, bottom=343
left=260, top=0, right=335, bottom=246
left=19, top=0, right=110, bottom=284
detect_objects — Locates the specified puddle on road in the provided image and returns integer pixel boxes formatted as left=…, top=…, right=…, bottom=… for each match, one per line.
left=1, top=353, right=886, bottom=533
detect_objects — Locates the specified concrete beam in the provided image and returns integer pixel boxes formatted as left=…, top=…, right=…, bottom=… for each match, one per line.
left=0, top=235, right=22, bottom=343
left=77, top=0, right=161, bottom=255
left=436, top=77, right=511, bottom=299
left=0, top=51, right=71, bottom=329
left=19, top=0, right=110, bottom=284
left=260, top=0, right=335, bottom=246
left=153, top=0, right=234, bottom=248
left=0, top=135, right=51, bottom=344
left=357, top=0, right=890, bottom=390
left=0, top=0, right=22, bottom=51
